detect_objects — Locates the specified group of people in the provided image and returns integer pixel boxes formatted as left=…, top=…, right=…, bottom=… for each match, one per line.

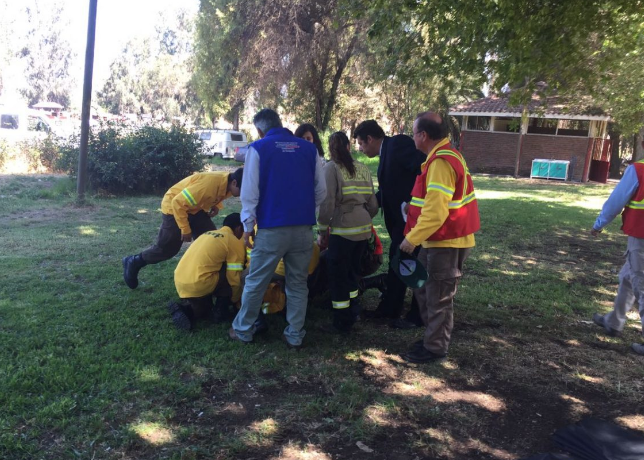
left=121, top=106, right=644, bottom=360
left=121, top=107, right=482, bottom=363
left=122, top=105, right=644, bottom=363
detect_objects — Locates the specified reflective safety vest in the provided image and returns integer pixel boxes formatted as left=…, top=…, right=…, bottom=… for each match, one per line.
left=404, top=146, right=480, bottom=241
left=622, top=160, right=644, bottom=239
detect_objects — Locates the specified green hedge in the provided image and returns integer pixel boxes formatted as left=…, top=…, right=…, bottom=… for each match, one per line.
left=56, top=124, right=206, bottom=195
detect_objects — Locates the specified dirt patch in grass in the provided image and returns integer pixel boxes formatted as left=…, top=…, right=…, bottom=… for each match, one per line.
left=114, top=319, right=644, bottom=460
left=0, top=202, right=99, bottom=226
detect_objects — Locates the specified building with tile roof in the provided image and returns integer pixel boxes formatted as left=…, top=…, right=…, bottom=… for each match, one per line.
left=449, top=91, right=612, bottom=182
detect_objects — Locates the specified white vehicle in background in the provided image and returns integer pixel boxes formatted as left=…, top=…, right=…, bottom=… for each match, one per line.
left=0, top=108, right=52, bottom=142
left=195, top=129, right=248, bottom=159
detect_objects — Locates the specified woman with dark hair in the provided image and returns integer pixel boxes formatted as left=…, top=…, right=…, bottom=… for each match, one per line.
left=294, top=123, right=325, bottom=161
left=317, top=131, right=379, bottom=333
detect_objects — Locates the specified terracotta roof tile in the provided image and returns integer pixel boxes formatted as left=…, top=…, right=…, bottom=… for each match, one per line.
left=450, top=93, right=608, bottom=119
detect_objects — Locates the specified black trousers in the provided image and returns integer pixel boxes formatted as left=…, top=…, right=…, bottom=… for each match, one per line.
left=379, top=211, right=409, bottom=318
left=141, top=211, right=216, bottom=264
left=184, top=266, right=232, bottom=321
left=327, top=235, right=368, bottom=330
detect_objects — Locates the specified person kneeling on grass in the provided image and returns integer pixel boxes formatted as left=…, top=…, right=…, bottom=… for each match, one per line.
left=169, top=213, right=246, bottom=331
left=122, top=168, right=243, bottom=289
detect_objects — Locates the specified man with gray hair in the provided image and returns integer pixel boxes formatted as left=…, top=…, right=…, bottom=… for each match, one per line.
left=229, top=108, right=327, bottom=348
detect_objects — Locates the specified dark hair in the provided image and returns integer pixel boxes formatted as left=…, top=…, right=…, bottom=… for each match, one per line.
left=328, top=132, right=356, bottom=178
left=252, top=108, right=282, bottom=133
left=353, top=120, right=385, bottom=141
left=222, top=212, right=242, bottom=229
left=228, top=167, right=244, bottom=187
left=294, top=123, right=324, bottom=158
left=415, top=112, right=449, bottom=140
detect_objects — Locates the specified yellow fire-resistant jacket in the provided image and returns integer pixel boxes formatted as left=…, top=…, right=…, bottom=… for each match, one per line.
left=174, top=226, right=246, bottom=301
left=160, top=172, right=232, bottom=236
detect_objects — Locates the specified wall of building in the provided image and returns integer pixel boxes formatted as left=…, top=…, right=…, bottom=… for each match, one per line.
left=520, top=135, right=590, bottom=182
left=460, top=131, right=520, bottom=175
left=459, top=131, right=591, bottom=181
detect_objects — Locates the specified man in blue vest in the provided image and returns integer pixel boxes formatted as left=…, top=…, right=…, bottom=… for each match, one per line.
left=229, top=109, right=327, bottom=348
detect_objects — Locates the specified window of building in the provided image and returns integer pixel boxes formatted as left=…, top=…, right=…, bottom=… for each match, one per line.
left=557, top=119, right=589, bottom=137
left=466, top=116, right=491, bottom=131
left=527, top=118, right=558, bottom=135
left=492, top=117, right=521, bottom=132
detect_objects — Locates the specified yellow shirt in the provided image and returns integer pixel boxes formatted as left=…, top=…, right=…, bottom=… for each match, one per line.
left=174, top=226, right=246, bottom=300
left=406, top=139, right=476, bottom=249
left=160, top=172, right=232, bottom=235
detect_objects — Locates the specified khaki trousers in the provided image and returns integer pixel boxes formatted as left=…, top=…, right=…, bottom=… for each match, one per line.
left=414, top=247, right=471, bottom=355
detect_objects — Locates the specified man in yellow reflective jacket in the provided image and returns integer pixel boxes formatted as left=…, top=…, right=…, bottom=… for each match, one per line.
left=400, top=111, right=479, bottom=363
left=123, top=168, right=243, bottom=289
left=169, top=213, right=246, bottom=331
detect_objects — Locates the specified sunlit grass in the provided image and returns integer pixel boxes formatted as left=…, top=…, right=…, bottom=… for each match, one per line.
left=131, top=422, right=175, bottom=445
left=2, top=172, right=643, bottom=460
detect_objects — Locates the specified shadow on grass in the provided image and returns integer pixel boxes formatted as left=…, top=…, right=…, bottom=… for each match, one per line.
left=4, top=174, right=644, bottom=459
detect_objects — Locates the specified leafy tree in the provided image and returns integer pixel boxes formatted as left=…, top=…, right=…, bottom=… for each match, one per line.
left=98, top=39, right=150, bottom=115
left=98, top=9, right=199, bottom=122
left=359, top=0, right=644, bottom=134
left=195, top=0, right=370, bottom=131
left=18, top=0, right=75, bottom=107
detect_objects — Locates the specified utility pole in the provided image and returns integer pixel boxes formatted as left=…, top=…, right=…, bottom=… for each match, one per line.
left=76, top=0, right=98, bottom=204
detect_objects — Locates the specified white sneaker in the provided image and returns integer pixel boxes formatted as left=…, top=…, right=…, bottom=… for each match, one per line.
left=631, top=343, right=644, bottom=355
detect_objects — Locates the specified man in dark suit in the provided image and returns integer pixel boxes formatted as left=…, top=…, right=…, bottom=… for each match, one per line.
left=353, top=120, right=425, bottom=327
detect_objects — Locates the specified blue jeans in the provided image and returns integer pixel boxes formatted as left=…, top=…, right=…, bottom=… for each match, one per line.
left=232, top=226, right=313, bottom=345
left=603, top=236, right=644, bottom=334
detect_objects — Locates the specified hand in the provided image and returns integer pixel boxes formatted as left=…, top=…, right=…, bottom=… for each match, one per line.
left=208, top=207, right=219, bottom=217
left=243, top=228, right=256, bottom=249
left=181, top=233, right=193, bottom=243
left=399, top=238, right=416, bottom=254
left=317, top=232, right=329, bottom=250
left=590, top=228, right=602, bottom=237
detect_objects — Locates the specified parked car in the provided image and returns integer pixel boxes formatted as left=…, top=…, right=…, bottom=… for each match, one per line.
left=195, top=129, right=248, bottom=159
left=0, top=108, right=52, bottom=142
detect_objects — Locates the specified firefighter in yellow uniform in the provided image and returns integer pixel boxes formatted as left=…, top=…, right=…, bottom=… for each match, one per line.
left=123, top=168, right=244, bottom=289
left=169, top=213, right=247, bottom=331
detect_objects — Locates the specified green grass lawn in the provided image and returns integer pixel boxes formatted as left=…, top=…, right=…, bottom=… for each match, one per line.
left=1, top=167, right=643, bottom=460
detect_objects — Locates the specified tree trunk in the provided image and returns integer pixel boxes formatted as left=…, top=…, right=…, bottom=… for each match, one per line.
left=232, top=104, right=240, bottom=131
left=608, top=124, right=622, bottom=178
left=320, top=32, right=358, bottom=131
left=635, top=128, right=644, bottom=161
left=513, top=107, right=527, bottom=178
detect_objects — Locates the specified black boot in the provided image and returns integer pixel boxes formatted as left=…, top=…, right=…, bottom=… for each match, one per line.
left=123, top=254, right=146, bottom=289
left=210, top=296, right=232, bottom=323
left=168, top=301, right=194, bottom=331
left=254, top=311, right=269, bottom=334
left=350, top=297, right=362, bottom=323
left=358, top=273, right=387, bottom=294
